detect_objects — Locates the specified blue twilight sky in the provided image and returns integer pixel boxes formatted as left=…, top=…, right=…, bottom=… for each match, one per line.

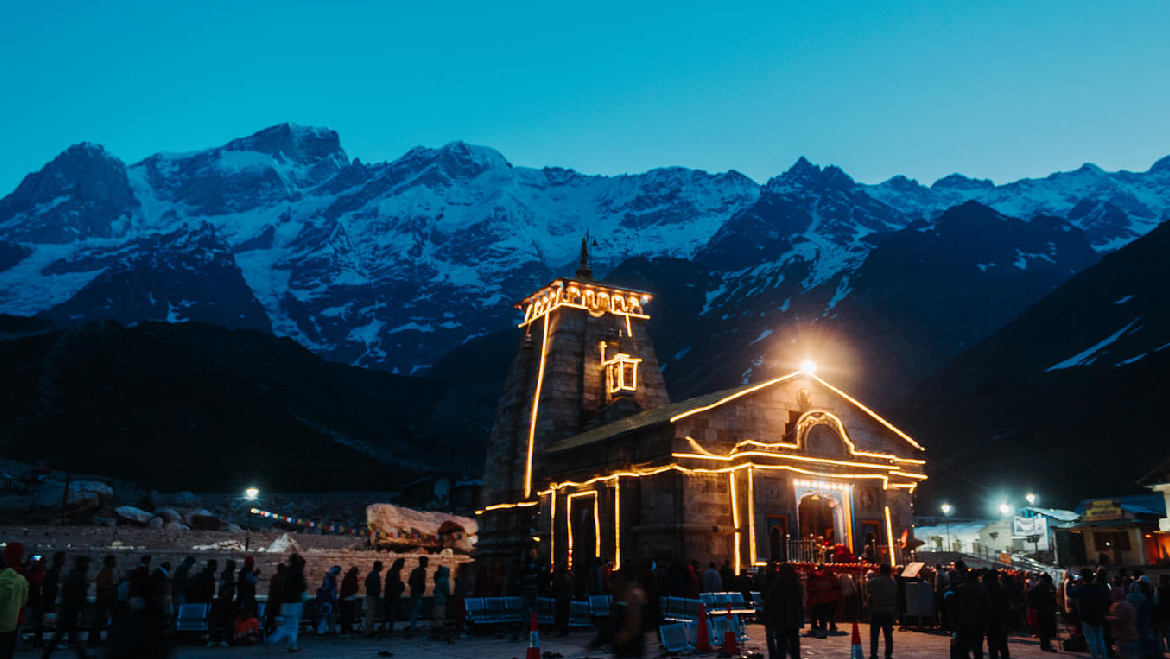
left=2, top=1, right=1169, bottom=194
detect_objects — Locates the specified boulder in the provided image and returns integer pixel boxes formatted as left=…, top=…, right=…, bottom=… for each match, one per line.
left=34, top=480, right=113, bottom=516
left=152, top=507, right=182, bottom=523
left=147, top=517, right=165, bottom=530
left=224, top=523, right=243, bottom=533
left=92, top=516, right=116, bottom=527
left=163, top=521, right=190, bottom=531
left=171, top=491, right=202, bottom=509
left=114, top=505, right=152, bottom=525
left=185, top=508, right=221, bottom=531
left=366, top=503, right=477, bottom=553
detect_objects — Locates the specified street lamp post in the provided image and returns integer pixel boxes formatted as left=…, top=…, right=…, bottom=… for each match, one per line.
left=941, top=503, right=953, bottom=552
left=243, top=487, right=260, bottom=550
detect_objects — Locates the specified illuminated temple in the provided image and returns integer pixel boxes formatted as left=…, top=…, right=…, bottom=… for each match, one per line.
left=477, top=243, right=927, bottom=572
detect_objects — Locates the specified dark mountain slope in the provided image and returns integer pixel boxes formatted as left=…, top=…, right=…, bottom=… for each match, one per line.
left=892, top=218, right=1170, bottom=510
left=0, top=320, right=446, bottom=491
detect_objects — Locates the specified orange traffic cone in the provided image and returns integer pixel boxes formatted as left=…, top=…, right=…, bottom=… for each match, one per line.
left=721, top=604, right=740, bottom=656
left=525, top=610, right=540, bottom=659
left=850, top=621, right=864, bottom=659
left=695, top=603, right=711, bottom=651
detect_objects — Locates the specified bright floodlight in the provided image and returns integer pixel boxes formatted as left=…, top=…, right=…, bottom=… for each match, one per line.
left=244, top=487, right=260, bottom=501
left=999, top=503, right=1011, bottom=515
left=941, top=503, right=952, bottom=514
left=1026, top=493, right=1036, bottom=505
left=800, top=360, right=818, bottom=374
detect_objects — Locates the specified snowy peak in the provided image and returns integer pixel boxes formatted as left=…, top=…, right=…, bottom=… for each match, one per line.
left=398, top=141, right=512, bottom=180
left=223, top=123, right=348, bottom=167
left=766, top=156, right=856, bottom=193
left=0, top=142, right=139, bottom=244
left=931, top=173, right=995, bottom=191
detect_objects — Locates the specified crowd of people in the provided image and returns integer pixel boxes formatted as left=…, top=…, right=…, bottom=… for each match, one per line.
left=3, top=543, right=1170, bottom=659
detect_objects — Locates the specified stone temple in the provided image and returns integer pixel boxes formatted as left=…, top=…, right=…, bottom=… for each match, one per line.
left=477, top=242, right=927, bottom=573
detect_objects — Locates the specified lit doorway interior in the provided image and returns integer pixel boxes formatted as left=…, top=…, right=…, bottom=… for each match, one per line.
left=798, top=494, right=837, bottom=543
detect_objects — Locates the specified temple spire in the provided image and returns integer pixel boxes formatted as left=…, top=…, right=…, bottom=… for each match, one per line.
left=576, top=233, right=593, bottom=280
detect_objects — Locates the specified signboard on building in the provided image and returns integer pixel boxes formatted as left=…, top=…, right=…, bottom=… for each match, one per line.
left=1084, top=499, right=1125, bottom=521
left=1013, top=515, right=1050, bottom=549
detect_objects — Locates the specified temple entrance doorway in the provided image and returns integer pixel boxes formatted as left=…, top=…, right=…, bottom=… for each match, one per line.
left=798, top=494, right=837, bottom=544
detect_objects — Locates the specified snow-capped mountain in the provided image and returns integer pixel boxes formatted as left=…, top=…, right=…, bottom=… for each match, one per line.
left=0, top=123, right=1167, bottom=383
left=0, top=124, right=759, bottom=373
left=866, top=158, right=1170, bottom=251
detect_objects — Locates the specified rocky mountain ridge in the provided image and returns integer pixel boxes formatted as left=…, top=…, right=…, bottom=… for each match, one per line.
left=1, top=124, right=1168, bottom=389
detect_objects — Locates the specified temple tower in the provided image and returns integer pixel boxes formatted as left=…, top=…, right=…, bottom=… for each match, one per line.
left=478, top=240, right=669, bottom=560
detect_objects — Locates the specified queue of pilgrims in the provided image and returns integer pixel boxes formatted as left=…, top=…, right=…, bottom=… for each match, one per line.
left=2, top=541, right=1170, bottom=659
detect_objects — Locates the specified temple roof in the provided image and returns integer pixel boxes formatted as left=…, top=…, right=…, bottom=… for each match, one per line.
left=1138, top=456, right=1170, bottom=487
left=545, top=371, right=923, bottom=454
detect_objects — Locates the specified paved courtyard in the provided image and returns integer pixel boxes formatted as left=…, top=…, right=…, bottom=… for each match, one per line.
left=65, top=624, right=1093, bottom=658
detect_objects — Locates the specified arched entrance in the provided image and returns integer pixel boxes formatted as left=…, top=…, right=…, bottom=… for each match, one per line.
left=798, top=494, right=838, bottom=544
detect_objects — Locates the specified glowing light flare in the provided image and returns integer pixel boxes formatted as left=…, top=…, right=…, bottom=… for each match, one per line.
left=729, top=472, right=741, bottom=575
left=884, top=505, right=897, bottom=568
left=941, top=503, right=952, bottom=514
left=524, top=313, right=550, bottom=498
left=518, top=280, right=650, bottom=329
left=811, top=375, right=925, bottom=451
left=792, top=411, right=927, bottom=464
left=670, top=373, right=799, bottom=423
left=747, top=469, right=757, bottom=567
left=600, top=341, right=641, bottom=394
left=244, top=487, right=259, bottom=500
left=673, top=450, right=912, bottom=472
left=999, top=503, right=1011, bottom=515
left=549, top=490, right=556, bottom=567
left=476, top=500, right=540, bottom=515
left=613, top=479, right=621, bottom=571
left=800, top=360, right=818, bottom=374
left=566, top=491, right=601, bottom=569
left=1026, top=493, right=1036, bottom=505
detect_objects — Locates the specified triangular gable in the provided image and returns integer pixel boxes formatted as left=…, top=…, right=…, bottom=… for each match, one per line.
left=668, top=371, right=925, bottom=452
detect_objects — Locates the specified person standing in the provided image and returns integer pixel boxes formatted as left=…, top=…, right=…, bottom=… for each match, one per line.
left=339, top=567, right=360, bottom=635
left=1072, top=569, right=1111, bottom=659
left=363, top=561, right=383, bottom=638
left=314, top=566, right=340, bottom=635
left=431, top=566, right=451, bottom=642
left=406, top=557, right=428, bottom=636
left=554, top=564, right=573, bottom=637
left=236, top=557, right=258, bottom=615
left=384, top=559, right=405, bottom=636
left=607, top=566, right=646, bottom=658
left=0, top=544, right=30, bottom=659
left=264, top=564, right=285, bottom=635
left=1108, top=587, right=1138, bottom=659
left=764, top=562, right=804, bottom=659
left=170, top=556, right=194, bottom=622
left=452, top=563, right=472, bottom=639
left=1026, top=573, right=1058, bottom=653
left=702, top=563, right=722, bottom=594
left=41, top=555, right=90, bottom=659
left=267, top=554, right=306, bottom=652
left=954, top=569, right=990, bottom=659
left=867, top=564, right=897, bottom=659
left=1155, top=574, right=1170, bottom=655
left=89, top=556, right=115, bottom=648
left=35, top=552, right=66, bottom=650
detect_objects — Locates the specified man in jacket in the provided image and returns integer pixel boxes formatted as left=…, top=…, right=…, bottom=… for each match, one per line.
left=363, top=561, right=383, bottom=637
left=406, top=556, right=428, bottom=635
left=384, top=559, right=405, bottom=636
left=954, top=568, right=990, bottom=659
left=35, top=552, right=66, bottom=650
left=0, top=544, right=30, bottom=659
left=42, top=555, right=89, bottom=659
left=765, top=563, right=804, bottom=659
left=867, top=564, right=897, bottom=659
